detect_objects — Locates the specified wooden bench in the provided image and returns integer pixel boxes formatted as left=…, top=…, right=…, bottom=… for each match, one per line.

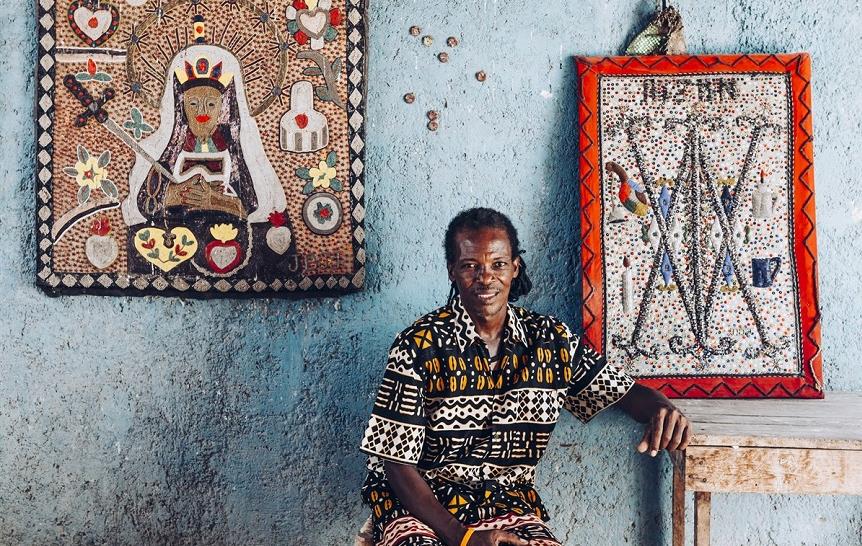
left=669, top=392, right=862, bottom=546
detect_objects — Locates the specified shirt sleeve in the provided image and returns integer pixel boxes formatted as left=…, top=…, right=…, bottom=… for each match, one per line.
left=359, top=331, right=428, bottom=465
left=561, top=323, right=635, bottom=423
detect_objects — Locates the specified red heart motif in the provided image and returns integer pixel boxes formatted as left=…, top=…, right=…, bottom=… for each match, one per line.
left=67, top=0, right=120, bottom=48
left=295, top=114, right=309, bottom=129
left=205, top=240, right=244, bottom=274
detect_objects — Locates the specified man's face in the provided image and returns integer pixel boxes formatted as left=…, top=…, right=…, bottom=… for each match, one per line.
left=448, top=227, right=520, bottom=321
left=183, top=86, right=224, bottom=138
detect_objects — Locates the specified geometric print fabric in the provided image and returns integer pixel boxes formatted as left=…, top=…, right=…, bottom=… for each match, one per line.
left=380, top=513, right=562, bottom=546
left=359, top=296, right=635, bottom=544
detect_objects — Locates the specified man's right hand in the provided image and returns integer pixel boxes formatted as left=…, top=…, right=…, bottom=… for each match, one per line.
left=466, top=529, right=530, bottom=546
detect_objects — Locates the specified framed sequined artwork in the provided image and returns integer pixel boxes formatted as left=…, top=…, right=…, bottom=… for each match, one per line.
left=577, top=54, right=822, bottom=398
left=35, top=0, right=367, bottom=296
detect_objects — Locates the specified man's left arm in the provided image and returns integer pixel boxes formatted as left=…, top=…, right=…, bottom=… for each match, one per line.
left=558, top=321, right=691, bottom=457
left=616, top=383, right=691, bottom=456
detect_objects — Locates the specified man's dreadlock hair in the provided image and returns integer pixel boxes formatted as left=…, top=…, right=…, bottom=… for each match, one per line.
left=444, top=207, right=532, bottom=304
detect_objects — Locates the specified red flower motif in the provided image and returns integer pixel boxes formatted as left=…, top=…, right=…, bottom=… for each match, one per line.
left=268, top=210, right=287, bottom=227
left=87, top=58, right=97, bottom=76
left=320, top=207, right=331, bottom=219
left=142, top=238, right=156, bottom=250
left=292, top=0, right=307, bottom=9
left=90, top=216, right=110, bottom=236
left=174, top=244, right=188, bottom=257
left=295, top=30, right=309, bottom=45
left=329, top=8, right=341, bottom=26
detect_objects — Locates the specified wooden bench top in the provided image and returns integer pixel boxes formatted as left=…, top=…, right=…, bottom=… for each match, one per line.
left=673, top=392, right=862, bottom=450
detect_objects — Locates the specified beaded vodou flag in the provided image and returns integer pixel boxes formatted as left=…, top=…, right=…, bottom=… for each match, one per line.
left=35, top=0, right=366, bottom=296
left=577, top=54, right=822, bottom=398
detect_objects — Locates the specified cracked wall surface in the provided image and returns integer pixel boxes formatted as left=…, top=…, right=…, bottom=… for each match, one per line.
left=1, top=0, right=861, bottom=544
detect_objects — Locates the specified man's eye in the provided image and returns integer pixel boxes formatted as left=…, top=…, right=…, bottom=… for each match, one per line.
left=494, top=262, right=508, bottom=268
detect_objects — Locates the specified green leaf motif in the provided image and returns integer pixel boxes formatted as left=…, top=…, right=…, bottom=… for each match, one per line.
left=324, top=26, right=337, bottom=41
left=181, top=234, right=191, bottom=246
left=295, top=167, right=311, bottom=179
left=63, top=167, right=78, bottom=177
left=331, top=57, right=342, bottom=76
left=131, top=107, right=142, bottom=123
left=97, top=150, right=111, bottom=168
left=287, top=20, right=298, bottom=33
left=93, top=72, right=112, bottom=82
left=77, top=185, right=91, bottom=205
left=326, top=150, right=337, bottom=167
left=147, top=249, right=160, bottom=259
left=329, top=178, right=342, bottom=192
left=77, top=145, right=89, bottom=164
left=123, top=120, right=136, bottom=130
left=302, top=180, right=314, bottom=195
left=101, top=179, right=118, bottom=199
left=138, top=230, right=151, bottom=242
left=75, top=73, right=92, bottom=82
left=302, top=66, right=323, bottom=76
left=139, top=123, right=153, bottom=133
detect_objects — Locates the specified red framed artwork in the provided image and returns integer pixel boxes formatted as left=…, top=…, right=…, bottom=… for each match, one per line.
left=577, top=54, right=822, bottom=398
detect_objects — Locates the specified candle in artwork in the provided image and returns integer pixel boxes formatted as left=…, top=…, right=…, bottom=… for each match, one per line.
left=622, top=256, right=634, bottom=313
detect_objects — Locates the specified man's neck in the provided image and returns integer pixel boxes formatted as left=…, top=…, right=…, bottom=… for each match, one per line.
left=468, top=307, right=507, bottom=358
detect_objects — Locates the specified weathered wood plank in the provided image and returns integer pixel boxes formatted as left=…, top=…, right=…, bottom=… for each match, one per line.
left=675, top=392, right=862, bottom=420
left=689, top=433, right=862, bottom=450
left=694, top=492, right=711, bottom=546
left=672, top=454, right=686, bottom=546
left=684, top=446, right=862, bottom=495
left=673, top=392, right=862, bottom=448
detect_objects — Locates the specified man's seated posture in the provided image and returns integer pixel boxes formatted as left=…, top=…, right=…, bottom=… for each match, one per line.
left=360, top=208, right=690, bottom=546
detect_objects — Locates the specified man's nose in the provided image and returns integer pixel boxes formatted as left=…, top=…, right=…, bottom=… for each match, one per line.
left=475, top=265, right=494, bottom=283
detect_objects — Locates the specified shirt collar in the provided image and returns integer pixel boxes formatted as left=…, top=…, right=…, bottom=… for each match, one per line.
left=450, top=295, right=529, bottom=353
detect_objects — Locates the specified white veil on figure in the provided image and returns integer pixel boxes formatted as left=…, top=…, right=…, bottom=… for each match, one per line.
left=122, top=44, right=286, bottom=226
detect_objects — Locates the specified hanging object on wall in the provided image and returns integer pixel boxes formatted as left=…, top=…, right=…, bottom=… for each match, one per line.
left=577, top=53, right=822, bottom=398
left=35, top=0, right=367, bottom=296
left=625, top=2, right=687, bottom=55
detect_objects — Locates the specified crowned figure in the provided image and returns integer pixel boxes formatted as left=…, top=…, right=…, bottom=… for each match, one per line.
left=122, top=16, right=290, bottom=276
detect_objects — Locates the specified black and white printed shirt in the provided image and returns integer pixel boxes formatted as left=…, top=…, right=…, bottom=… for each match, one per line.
left=359, top=296, right=635, bottom=534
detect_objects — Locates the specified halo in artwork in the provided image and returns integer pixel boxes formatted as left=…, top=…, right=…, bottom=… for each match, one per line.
left=124, top=0, right=291, bottom=116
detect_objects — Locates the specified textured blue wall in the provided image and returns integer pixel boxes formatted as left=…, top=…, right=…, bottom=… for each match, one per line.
left=1, top=0, right=861, bottom=544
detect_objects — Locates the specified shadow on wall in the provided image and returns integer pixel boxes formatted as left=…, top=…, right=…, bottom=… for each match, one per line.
left=539, top=56, right=666, bottom=543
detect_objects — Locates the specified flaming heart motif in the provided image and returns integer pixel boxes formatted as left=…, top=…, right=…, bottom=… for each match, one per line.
left=68, top=0, right=120, bottom=48
left=205, top=224, right=244, bottom=274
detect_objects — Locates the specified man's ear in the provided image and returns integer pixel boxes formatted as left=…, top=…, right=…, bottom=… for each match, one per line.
left=512, top=256, right=521, bottom=278
left=447, top=263, right=455, bottom=283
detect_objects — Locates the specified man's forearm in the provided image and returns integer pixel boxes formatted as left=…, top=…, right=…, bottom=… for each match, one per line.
left=383, top=461, right=466, bottom=546
left=617, top=383, right=692, bottom=455
left=617, top=383, right=674, bottom=423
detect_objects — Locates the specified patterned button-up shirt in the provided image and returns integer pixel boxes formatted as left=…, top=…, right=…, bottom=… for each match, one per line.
left=359, top=296, right=635, bottom=538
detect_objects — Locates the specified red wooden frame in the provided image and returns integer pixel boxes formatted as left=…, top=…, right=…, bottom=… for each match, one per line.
left=577, top=54, right=822, bottom=398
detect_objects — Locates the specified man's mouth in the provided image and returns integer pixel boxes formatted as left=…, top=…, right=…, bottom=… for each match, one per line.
left=474, top=289, right=499, bottom=303
left=196, top=114, right=211, bottom=123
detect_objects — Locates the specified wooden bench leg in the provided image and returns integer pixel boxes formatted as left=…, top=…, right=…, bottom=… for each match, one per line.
left=694, top=491, right=711, bottom=546
left=671, top=451, right=685, bottom=546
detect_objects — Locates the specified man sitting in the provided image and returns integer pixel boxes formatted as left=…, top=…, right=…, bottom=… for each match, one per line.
left=360, top=208, right=690, bottom=546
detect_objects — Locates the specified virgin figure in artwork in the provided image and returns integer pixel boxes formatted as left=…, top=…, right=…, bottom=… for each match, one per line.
left=121, top=19, right=290, bottom=276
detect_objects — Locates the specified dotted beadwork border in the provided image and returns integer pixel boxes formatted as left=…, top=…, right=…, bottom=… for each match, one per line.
left=34, top=0, right=367, bottom=297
